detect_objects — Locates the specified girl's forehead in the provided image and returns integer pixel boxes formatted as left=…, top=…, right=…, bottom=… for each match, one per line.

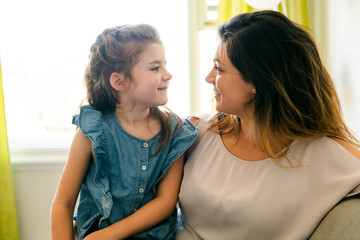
left=143, top=42, right=163, bottom=52
left=135, top=43, right=165, bottom=66
left=140, top=43, right=163, bottom=57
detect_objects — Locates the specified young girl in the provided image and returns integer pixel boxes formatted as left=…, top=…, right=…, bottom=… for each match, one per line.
left=51, top=24, right=198, bottom=240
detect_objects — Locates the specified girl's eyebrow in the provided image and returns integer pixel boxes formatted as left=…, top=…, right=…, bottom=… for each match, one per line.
left=213, top=58, right=221, bottom=63
left=149, top=60, right=165, bottom=65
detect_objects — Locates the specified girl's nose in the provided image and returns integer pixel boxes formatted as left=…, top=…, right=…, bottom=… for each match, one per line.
left=163, top=69, right=172, bottom=81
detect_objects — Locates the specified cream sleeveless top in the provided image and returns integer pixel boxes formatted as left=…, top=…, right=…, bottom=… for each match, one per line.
left=177, top=114, right=360, bottom=240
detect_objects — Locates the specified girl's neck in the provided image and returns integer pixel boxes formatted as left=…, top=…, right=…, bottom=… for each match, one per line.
left=114, top=107, right=161, bottom=140
left=115, top=107, right=151, bottom=126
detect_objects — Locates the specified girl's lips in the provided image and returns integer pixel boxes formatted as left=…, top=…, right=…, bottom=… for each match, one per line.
left=157, top=87, right=168, bottom=90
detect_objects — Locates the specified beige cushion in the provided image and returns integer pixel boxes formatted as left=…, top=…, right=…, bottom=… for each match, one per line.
left=308, top=196, right=360, bottom=240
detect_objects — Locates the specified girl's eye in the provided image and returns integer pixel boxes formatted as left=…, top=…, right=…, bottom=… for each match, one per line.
left=152, top=66, right=160, bottom=71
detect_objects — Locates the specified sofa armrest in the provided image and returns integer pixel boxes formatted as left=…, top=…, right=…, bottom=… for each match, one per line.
left=308, top=195, right=360, bottom=240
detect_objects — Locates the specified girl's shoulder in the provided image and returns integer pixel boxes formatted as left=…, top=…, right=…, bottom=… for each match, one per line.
left=166, top=112, right=199, bottom=138
left=75, top=105, right=106, bottom=137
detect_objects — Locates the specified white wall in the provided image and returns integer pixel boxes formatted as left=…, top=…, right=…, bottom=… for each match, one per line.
left=12, top=161, right=64, bottom=240
left=326, top=0, right=360, bottom=137
left=309, top=0, right=360, bottom=137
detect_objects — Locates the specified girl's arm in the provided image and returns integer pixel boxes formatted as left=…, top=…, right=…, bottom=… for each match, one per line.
left=84, top=153, right=185, bottom=240
left=51, top=129, right=93, bottom=240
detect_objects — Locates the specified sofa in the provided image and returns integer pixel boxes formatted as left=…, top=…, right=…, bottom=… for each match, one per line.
left=308, top=195, right=360, bottom=239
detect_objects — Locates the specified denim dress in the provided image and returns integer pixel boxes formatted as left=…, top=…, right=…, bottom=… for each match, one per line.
left=74, top=105, right=198, bottom=240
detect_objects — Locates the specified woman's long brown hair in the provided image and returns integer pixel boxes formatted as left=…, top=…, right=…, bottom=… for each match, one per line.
left=208, top=10, right=359, bottom=166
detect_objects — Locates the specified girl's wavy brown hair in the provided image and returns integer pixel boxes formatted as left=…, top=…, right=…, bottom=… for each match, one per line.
left=208, top=10, right=359, bottom=166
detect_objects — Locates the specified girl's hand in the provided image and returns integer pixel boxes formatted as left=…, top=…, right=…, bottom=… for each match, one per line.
left=83, top=229, right=118, bottom=240
left=84, top=154, right=185, bottom=239
left=73, top=220, right=79, bottom=240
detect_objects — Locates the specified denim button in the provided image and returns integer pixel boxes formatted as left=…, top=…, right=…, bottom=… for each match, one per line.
left=139, top=188, right=144, bottom=193
left=141, top=165, right=147, bottom=171
left=143, top=142, right=148, bottom=147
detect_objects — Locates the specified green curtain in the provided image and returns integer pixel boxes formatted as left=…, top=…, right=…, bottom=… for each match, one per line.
left=218, top=0, right=308, bottom=27
left=0, top=59, right=19, bottom=240
left=217, top=0, right=255, bottom=24
left=280, top=0, right=308, bottom=27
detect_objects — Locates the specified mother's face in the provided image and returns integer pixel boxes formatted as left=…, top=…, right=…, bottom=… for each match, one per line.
left=206, top=44, right=256, bottom=119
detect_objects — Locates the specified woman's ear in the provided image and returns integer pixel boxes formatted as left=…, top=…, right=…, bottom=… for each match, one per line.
left=110, top=72, right=128, bottom=91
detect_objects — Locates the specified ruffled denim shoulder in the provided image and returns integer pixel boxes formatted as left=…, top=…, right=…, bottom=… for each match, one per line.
left=79, top=104, right=113, bottom=210
left=139, top=115, right=199, bottom=239
left=76, top=105, right=113, bottom=238
left=154, top=116, right=199, bottom=188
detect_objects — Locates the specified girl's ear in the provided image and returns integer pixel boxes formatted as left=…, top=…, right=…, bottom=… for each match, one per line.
left=110, top=72, right=128, bottom=91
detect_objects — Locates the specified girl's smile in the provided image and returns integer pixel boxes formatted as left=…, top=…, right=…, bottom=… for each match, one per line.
left=124, top=43, right=172, bottom=109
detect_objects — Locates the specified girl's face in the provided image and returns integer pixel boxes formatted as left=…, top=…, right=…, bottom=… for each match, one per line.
left=206, top=44, right=256, bottom=118
left=127, top=43, right=172, bottom=109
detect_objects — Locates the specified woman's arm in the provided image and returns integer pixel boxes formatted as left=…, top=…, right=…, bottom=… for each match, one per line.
left=84, top=153, right=185, bottom=240
left=51, top=129, right=93, bottom=240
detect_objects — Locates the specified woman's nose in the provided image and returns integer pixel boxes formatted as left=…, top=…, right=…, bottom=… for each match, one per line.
left=206, top=67, right=216, bottom=84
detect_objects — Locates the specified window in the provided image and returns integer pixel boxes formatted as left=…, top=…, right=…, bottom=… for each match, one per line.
left=0, top=0, right=191, bottom=162
left=198, top=0, right=219, bottom=113
left=187, top=0, right=218, bottom=115
left=3, top=1, right=358, bottom=165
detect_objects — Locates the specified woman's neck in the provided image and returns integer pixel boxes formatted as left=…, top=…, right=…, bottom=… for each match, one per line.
left=238, top=118, right=256, bottom=143
left=234, top=117, right=291, bottom=160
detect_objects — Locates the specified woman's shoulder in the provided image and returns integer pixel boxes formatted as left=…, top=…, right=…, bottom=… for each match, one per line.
left=187, top=113, right=215, bottom=126
left=328, top=137, right=360, bottom=159
left=297, top=136, right=360, bottom=160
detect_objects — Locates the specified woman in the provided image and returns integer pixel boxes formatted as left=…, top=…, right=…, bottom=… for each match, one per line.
left=177, top=10, right=360, bottom=240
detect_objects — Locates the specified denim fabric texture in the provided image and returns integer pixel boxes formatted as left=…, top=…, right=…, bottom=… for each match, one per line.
left=74, top=105, right=198, bottom=240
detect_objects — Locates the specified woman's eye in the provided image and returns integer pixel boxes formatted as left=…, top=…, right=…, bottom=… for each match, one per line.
left=214, top=66, right=222, bottom=73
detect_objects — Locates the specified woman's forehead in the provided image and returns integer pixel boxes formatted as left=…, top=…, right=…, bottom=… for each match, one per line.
left=214, top=43, right=229, bottom=64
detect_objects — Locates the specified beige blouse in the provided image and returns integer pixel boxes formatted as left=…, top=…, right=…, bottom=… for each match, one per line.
left=177, top=114, right=360, bottom=240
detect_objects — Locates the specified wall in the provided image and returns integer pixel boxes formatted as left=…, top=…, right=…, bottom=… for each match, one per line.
left=309, top=0, right=360, bottom=136
left=326, top=0, right=360, bottom=137
left=12, top=161, right=64, bottom=240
